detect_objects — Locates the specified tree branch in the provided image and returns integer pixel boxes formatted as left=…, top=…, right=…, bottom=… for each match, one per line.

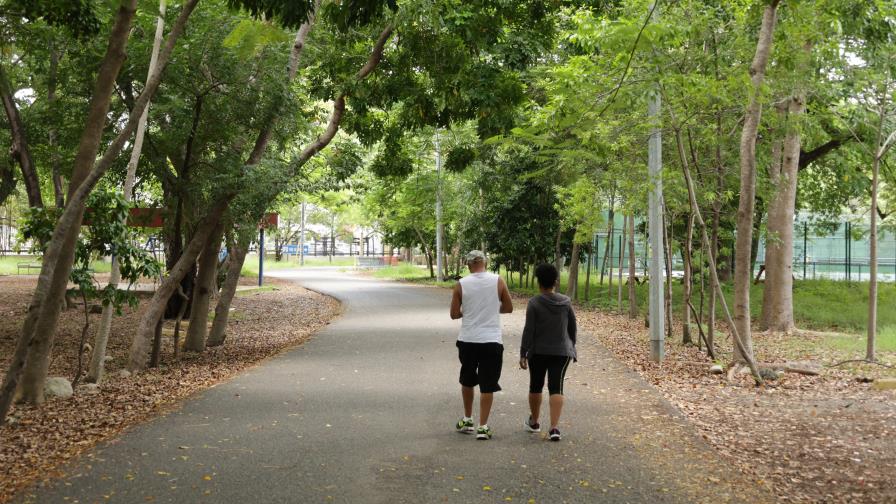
left=291, top=23, right=394, bottom=173
left=797, top=135, right=851, bottom=170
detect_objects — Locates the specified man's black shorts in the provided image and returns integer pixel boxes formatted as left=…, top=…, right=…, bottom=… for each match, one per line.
left=456, top=341, right=503, bottom=393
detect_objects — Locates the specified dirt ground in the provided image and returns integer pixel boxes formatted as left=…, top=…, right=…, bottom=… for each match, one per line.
left=0, top=275, right=340, bottom=503
left=576, top=308, right=896, bottom=503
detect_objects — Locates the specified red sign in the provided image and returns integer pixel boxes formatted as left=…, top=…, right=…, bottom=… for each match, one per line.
left=260, top=213, right=278, bottom=229
left=128, top=208, right=164, bottom=228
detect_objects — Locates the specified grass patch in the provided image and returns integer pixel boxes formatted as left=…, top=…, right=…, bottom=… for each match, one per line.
left=241, top=254, right=357, bottom=277
left=369, top=264, right=456, bottom=288
left=371, top=263, right=430, bottom=280
left=375, top=262, right=896, bottom=339
left=0, top=255, right=113, bottom=275
left=820, top=327, right=896, bottom=353
left=235, top=285, right=279, bottom=296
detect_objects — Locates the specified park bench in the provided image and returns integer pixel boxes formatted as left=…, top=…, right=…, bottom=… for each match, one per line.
left=356, top=256, right=386, bottom=268
left=17, top=261, right=41, bottom=275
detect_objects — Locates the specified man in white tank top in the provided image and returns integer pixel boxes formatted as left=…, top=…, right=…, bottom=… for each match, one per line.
left=449, top=250, right=513, bottom=440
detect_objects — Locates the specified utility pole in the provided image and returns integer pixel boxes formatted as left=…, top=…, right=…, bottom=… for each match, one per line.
left=300, top=199, right=306, bottom=266
left=435, top=129, right=444, bottom=282
left=647, top=2, right=665, bottom=363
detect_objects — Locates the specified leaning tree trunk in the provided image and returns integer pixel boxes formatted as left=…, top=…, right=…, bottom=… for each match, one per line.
left=733, top=0, right=780, bottom=363
left=208, top=234, right=250, bottom=347
left=681, top=141, right=764, bottom=384
left=128, top=198, right=230, bottom=370
left=672, top=126, right=696, bottom=344
left=89, top=0, right=167, bottom=384
left=566, top=239, right=581, bottom=300
left=0, top=61, right=43, bottom=208
left=184, top=222, right=224, bottom=353
left=682, top=211, right=695, bottom=344
left=0, top=0, right=197, bottom=417
left=662, top=209, right=673, bottom=339
left=140, top=11, right=322, bottom=359
left=16, top=0, right=141, bottom=406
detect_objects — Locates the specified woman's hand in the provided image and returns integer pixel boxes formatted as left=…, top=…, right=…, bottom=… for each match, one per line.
left=519, top=357, right=528, bottom=370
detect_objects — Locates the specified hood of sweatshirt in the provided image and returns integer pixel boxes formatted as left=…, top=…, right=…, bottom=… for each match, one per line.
left=538, top=293, right=571, bottom=309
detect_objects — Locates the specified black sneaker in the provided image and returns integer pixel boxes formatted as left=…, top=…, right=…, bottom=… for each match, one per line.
left=524, top=416, right=541, bottom=433
left=476, top=425, right=493, bottom=440
left=549, top=428, right=561, bottom=441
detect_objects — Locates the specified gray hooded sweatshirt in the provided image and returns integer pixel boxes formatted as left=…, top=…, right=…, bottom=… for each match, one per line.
left=520, top=292, right=577, bottom=360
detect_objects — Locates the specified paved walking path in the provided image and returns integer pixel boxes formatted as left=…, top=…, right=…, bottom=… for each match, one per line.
left=16, top=269, right=766, bottom=503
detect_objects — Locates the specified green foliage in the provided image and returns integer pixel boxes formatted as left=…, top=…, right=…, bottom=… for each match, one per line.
left=18, top=188, right=161, bottom=314
left=369, top=137, right=415, bottom=178
left=223, top=18, right=291, bottom=60
left=555, top=177, right=604, bottom=244
left=225, top=0, right=317, bottom=29
left=4, top=0, right=100, bottom=37
left=444, top=145, right=476, bottom=173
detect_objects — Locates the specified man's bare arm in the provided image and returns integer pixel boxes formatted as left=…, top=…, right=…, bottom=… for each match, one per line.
left=450, top=282, right=463, bottom=319
left=497, top=277, right=513, bottom=314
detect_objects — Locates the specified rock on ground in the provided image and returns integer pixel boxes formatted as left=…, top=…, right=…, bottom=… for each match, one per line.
left=44, top=377, right=73, bottom=399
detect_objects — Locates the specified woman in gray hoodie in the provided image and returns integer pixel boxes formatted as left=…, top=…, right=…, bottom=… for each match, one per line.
left=519, top=263, right=577, bottom=441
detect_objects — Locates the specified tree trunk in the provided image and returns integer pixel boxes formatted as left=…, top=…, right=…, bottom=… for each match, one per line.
left=566, top=240, right=580, bottom=300
left=682, top=211, right=695, bottom=344
left=761, top=78, right=807, bottom=333
left=16, top=0, right=141, bottom=406
left=760, top=115, right=793, bottom=332
left=208, top=234, right=250, bottom=347
left=867, top=152, right=881, bottom=361
left=149, top=318, right=163, bottom=368
left=166, top=95, right=203, bottom=318
left=89, top=0, right=167, bottom=384
left=867, top=87, right=893, bottom=360
left=733, top=0, right=780, bottom=363
left=662, top=209, right=673, bottom=340
left=0, top=61, right=43, bottom=208
left=0, top=0, right=197, bottom=417
left=617, top=226, right=625, bottom=313
left=672, top=126, right=696, bottom=344
left=184, top=221, right=223, bottom=353
left=553, top=226, right=563, bottom=272
left=709, top=155, right=722, bottom=351
left=128, top=198, right=230, bottom=370
left=681, top=141, right=764, bottom=384
left=584, top=243, right=592, bottom=301
left=599, top=198, right=615, bottom=286
left=627, top=214, right=638, bottom=318
left=607, top=219, right=615, bottom=299
left=130, top=18, right=388, bottom=372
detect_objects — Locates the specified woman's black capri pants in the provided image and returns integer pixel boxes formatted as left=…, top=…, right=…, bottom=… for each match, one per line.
left=527, top=354, right=572, bottom=395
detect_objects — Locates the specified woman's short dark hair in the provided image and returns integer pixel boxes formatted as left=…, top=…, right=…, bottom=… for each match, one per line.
left=534, top=263, right=559, bottom=289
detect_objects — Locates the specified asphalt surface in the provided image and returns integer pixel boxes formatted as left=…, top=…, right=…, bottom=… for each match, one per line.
left=16, top=268, right=763, bottom=503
